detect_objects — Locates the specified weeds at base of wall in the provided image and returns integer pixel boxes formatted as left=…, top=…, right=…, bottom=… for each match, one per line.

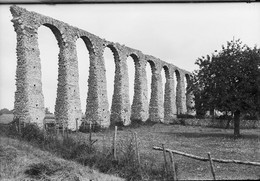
left=2, top=122, right=166, bottom=180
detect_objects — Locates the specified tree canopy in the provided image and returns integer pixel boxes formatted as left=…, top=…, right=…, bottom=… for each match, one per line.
left=191, top=39, right=260, bottom=136
left=0, top=108, right=13, bottom=115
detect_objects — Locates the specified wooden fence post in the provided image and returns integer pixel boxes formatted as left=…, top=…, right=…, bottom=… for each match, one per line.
left=162, top=144, right=169, bottom=180
left=133, top=132, right=141, bottom=166
left=208, top=152, right=216, bottom=180
left=43, top=123, right=46, bottom=149
left=18, top=119, right=21, bottom=135
left=66, top=127, right=69, bottom=139
left=169, top=151, right=178, bottom=181
left=76, top=119, right=78, bottom=132
left=153, top=146, right=260, bottom=166
left=102, top=134, right=105, bottom=152
left=62, top=122, right=65, bottom=137
left=133, top=132, right=143, bottom=179
left=113, top=126, right=118, bottom=160
left=89, top=122, right=92, bottom=146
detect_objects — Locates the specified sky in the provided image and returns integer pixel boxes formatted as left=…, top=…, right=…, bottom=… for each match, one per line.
left=0, top=3, right=260, bottom=113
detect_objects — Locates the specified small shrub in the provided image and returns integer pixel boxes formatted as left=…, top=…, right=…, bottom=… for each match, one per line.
left=177, top=114, right=195, bottom=119
left=243, top=114, right=258, bottom=120
left=24, top=160, right=65, bottom=179
left=195, top=114, right=206, bottom=119
left=70, top=142, right=95, bottom=159
left=126, top=119, right=146, bottom=128
left=21, top=123, right=44, bottom=144
left=216, top=114, right=233, bottom=120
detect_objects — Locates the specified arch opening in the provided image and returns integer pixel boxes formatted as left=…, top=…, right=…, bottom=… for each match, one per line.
left=76, top=36, right=92, bottom=118
left=174, top=69, right=181, bottom=115
left=80, top=36, right=95, bottom=56
left=103, top=45, right=118, bottom=112
left=127, top=54, right=138, bottom=108
left=42, top=23, right=62, bottom=47
left=161, top=65, right=169, bottom=102
left=146, top=60, right=155, bottom=106
left=38, top=25, right=60, bottom=115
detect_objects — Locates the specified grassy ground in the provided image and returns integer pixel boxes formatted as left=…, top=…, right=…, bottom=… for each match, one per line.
left=0, top=135, right=124, bottom=181
left=1, top=121, right=259, bottom=180
left=86, top=123, right=260, bottom=180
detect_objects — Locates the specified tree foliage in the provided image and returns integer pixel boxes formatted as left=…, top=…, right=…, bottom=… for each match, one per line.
left=0, top=108, right=13, bottom=115
left=191, top=39, right=260, bottom=136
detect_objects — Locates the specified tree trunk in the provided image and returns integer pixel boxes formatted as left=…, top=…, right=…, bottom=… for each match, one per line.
left=234, top=110, right=240, bottom=137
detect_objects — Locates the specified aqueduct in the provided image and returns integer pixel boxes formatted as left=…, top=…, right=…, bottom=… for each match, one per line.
left=10, top=5, right=194, bottom=130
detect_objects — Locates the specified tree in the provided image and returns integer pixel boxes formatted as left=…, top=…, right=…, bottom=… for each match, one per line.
left=191, top=39, right=260, bottom=137
left=0, top=108, right=12, bottom=115
left=45, top=107, right=52, bottom=114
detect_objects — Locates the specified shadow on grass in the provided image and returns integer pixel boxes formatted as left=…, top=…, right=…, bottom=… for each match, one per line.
left=112, top=119, right=158, bottom=130
left=161, top=131, right=260, bottom=139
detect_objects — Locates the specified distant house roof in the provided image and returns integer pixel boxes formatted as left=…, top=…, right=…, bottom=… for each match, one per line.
left=44, top=114, right=55, bottom=124
left=45, top=113, right=55, bottom=119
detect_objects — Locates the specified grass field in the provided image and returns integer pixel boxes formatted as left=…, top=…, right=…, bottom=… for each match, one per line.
left=1, top=121, right=259, bottom=180
left=86, top=123, right=260, bottom=180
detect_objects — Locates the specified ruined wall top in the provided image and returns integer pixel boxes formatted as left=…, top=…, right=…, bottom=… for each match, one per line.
left=10, top=5, right=192, bottom=78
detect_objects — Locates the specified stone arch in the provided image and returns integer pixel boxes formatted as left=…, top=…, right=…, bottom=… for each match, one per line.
left=104, top=44, right=120, bottom=106
left=79, top=36, right=95, bottom=55
left=175, top=69, right=181, bottom=115
left=147, top=60, right=156, bottom=73
left=37, top=24, right=61, bottom=115
left=35, top=23, right=64, bottom=127
left=102, top=43, right=119, bottom=118
left=106, top=44, right=120, bottom=62
left=127, top=53, right=139, bottom=108
left=42, top=23, right=63, bottom=47
left=161, top=65, right=169, bottom=120
left=129, top=53, right=139, bottom=62
left=162, top=65, right=170, bottom=79
left=161, top=65, right=170, bottom=105
left=146, top=60, right=155, bottom=105
left=75, top=35, right=95, bottom=121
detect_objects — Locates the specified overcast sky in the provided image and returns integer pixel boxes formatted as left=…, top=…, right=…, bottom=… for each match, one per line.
left=0, top=3, right=260, bottom=112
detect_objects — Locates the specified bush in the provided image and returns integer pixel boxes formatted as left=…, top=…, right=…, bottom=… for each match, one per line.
left=4, top=122, right=166, bottom=180
left=177, top=114, right=196, bottom=119
left=243, top=114, right=258, bottom=120
left=21, top=123, right=45, bottom=144
left=216, top=114, right=233, bottom=120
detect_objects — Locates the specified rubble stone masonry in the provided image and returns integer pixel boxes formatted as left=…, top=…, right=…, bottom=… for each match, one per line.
left=10, top=5, right=194, bottom=130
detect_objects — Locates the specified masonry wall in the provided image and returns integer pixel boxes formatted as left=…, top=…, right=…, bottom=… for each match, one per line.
left=10, top=5, right=194, bottom=129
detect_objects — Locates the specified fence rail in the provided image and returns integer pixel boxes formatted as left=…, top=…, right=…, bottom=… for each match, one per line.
left=153, top=146, right=260, bottom=166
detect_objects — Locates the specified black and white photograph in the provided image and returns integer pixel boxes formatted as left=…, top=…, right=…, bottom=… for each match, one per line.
left=0, top=1, right=259, bottom=180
